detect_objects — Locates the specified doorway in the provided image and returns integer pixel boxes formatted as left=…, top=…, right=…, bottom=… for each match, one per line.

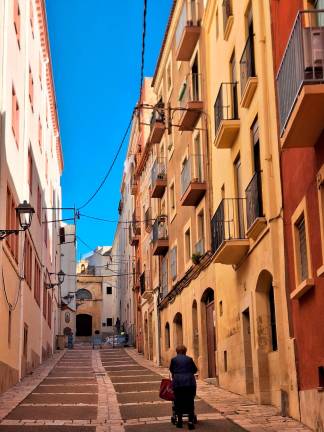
left=192, top=301, right=199, bottom=364
left=202, top=288, right=216, bottom=378
left=242, top=308, right=254, bottom=394
left=76, top=314, right=92, bottom=336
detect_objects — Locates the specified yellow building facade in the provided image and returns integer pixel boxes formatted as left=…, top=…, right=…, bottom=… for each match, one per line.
left=143, top=0, right=300, bottom=420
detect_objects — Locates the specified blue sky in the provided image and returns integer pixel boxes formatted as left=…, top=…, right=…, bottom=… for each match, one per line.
left=45, top=0, right=173, bottom=259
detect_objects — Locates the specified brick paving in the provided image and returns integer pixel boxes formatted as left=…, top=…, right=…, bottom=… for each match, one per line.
left=0, top=344, right=313, bottom=431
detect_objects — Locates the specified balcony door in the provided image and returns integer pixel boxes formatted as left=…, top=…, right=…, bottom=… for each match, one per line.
left=191, top=55, right=200, bottom=101
left=194, top=133, right=203, bottom=182
left=252, top=120, right=263, bottom=217
left=235, top=156, right=245, bottom=238
left=230, top=51, right=238, bottom=119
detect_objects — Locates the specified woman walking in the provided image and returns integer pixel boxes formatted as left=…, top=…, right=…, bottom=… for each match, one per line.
left=170, top=344, right=197, bottom=429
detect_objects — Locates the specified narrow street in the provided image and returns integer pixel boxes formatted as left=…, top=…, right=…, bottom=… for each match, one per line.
left=0, top=344, right=311, bottom=432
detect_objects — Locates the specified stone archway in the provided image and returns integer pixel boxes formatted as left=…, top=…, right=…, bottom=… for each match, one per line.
left=173, top=312, right=183, bottom=347
left=255, top=270, right=277, bottom=404
left=201, top=288, right=216, bottom=378
left=76, top=314, right=92, bottom=336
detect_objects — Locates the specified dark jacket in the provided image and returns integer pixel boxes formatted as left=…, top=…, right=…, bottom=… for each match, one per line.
left=170, top=354, right=197, bottom=388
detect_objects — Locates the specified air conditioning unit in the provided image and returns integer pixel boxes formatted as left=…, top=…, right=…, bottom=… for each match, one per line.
left=303, top=27, right=324, bottom=71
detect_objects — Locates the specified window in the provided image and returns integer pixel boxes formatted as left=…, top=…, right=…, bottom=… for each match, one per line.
left=319, top=366, right=324, bottom=388
left=24, top=236, right=33, bottom=288
left=296, top=216, right=308, bottom=281
left=106, top=286, right=112, bottom=295
left=317, top=165, right=324, bottom=273
left=170, top=182, right=176, bottom=212
left=268, top=285, right=278, bottom=351
left=185, top=228, right=191, bottom=263
left=165, top=322, right=170, bottom=350
left=39, top=55, right=42, bottom=86
left=197, top=210, right=205, bottom=251
left=166, top=58, right=172, bottom=94
left=216, top=8, right=219, bottom=39
left=219, top=300, right=223, bottom=316
left=8, top=310, right=12, bottom=346
left=170, top=246, right=177, bottom=281
left=12, top=86, right=19, bottom=146
left=13, top=0, right=20, bottom=48
left=34, top=258, right=41, bottom=305
left=76, top=289, right=92, bottom=300
left=30, top=0, right=34, bottom=35
left=37, top=186, right=42, bottom=222
left=224, top=350, right=228, bottom=372
left=106, top=318, right=113, bottom=327
left=38, top=118, right=42, bottom=151
left=6, top=186, right=19, bottom=262
left=43, top=284, right=47, bottom=318
left=47, top=293, right=52, bottom=328
left=23, top=324, right=28, bottom=356
left=29, top=67, right=33, bottom=110
left=28, top=149, right=33, bottom=193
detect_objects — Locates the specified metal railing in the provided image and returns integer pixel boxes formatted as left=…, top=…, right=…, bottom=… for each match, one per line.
left=176, top=0, right=200, bottom=47
left=145, top=207, right=152, bottom=232
left=150, top=104, right=165, bottom=130
left=214, top=82, right=239, bottom=135
left=151, top=158, right=167, bottom=186
left=194, top=237, right=205, bottom=255
left=222, top=0, right=232, bottom=32
left=245, top=171, right=263, bottom=230
left=152, top=215, right=168, bottom=243
left=277, top=10, right=324, bottom=135
left=211, top=198, right=246, bottom=253
left=179, top=73, right=201, bottom=109
left=180, top=154, right=205, bottom=196
left=240, top=33, right=256, bottom=96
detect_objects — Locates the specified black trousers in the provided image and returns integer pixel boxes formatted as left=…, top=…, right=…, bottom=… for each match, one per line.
left=174, top=386, right=196, bottom=421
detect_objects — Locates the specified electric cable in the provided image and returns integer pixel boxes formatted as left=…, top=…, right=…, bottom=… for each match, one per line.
left=139, top=0, right=148, bottom=99
left=77, top=113, right=134, bottom=211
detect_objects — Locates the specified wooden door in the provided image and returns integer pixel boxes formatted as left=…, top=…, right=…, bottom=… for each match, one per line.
left=206, top=301, right=216, bottom=378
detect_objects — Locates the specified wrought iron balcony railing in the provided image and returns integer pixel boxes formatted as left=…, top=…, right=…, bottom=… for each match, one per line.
left=211, top=198, right=246, bottom=253
left=152, top=215, right=168, bottom=243
left=175, top=0, right=200, bottom=48
left=276, top=9, right=324, bottom=135
left=214, top=82, right=239, bottom=135
left=180, top=154, right=204, bottom=196
left=245, top=171, right=263, bottom=230
left=151, top=158, right=167, bottom=185
left=240, top=33, right=256, bottom=96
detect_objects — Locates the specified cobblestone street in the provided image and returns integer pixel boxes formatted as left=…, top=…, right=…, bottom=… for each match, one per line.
left=0, top=345, right=312, bottom=432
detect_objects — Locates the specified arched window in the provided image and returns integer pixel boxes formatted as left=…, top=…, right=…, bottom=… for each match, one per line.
left=165, top=322, right=170, bottom=350
left=76, top=289, right=92, bottom=300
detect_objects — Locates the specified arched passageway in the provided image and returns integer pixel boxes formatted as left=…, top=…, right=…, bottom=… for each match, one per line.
left=173, top=312, right=183, bottom=347
left=76, top=314, right=92, bottom=336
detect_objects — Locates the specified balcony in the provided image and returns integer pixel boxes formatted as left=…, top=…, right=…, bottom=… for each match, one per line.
left=175, top=0, right=201, bottom=61
left=178, top=73, right=203, bottom=131
left=180, top=154, right=206, bottom=206
left=118, top=199, right=123, bottom=215
left=149, top=106, right=165, bottom=144
left=151, top=158, right=167, bottom=198
left=214, top=82, right=240, bottom=149
left=245, top=172, right=267, bottom=240
left=223, top=0, right=234, bottom=41
left=277, top=10, right=324, bottom=148
left=211, top=198, right=249, bottom=265
left=192, top=237, right=205, bottom=264
left=152, top=215, right=169, bottom=256
left=129, top=210, right=141, bottom=246
left=240, top=33, right=257, bottom=108
left=145, top=207, right=152, bottom=233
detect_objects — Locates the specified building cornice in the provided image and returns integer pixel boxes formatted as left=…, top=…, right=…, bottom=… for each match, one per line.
left=36, top=0, right=63, bottom=174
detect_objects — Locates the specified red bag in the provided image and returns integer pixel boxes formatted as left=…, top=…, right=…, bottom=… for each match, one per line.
left=159, top=378, right=174, bottom=401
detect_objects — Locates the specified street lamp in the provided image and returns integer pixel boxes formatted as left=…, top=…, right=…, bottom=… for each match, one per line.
left=0, top=201, right=35, bottom=240
left=45, top=270, right=65, bottom=289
